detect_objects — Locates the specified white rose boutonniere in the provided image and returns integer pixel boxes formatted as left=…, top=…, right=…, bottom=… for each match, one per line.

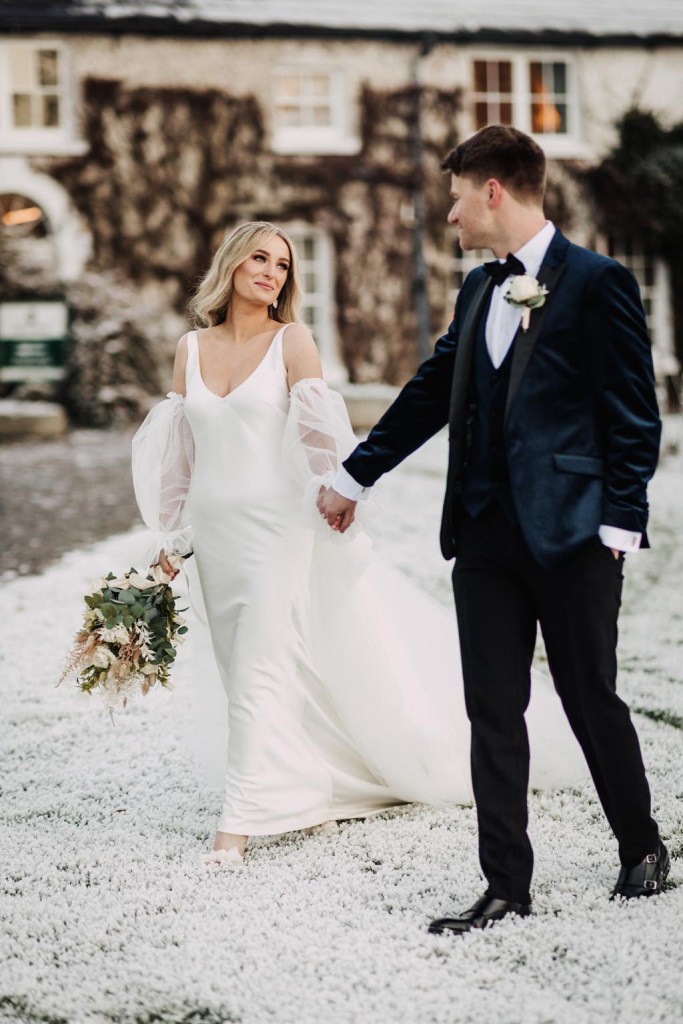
left=504, top=275, right=549, bottom=332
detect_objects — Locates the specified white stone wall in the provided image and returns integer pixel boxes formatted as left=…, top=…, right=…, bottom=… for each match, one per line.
left=5, top=32, right=682, bottom=161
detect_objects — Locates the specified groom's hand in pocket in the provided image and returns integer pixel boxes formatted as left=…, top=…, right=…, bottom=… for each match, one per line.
left=317, top=487, right=357, bottom=533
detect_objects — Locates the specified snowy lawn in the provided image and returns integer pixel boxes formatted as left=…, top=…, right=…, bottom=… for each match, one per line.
left=1, top=421, right=681, bottom=1024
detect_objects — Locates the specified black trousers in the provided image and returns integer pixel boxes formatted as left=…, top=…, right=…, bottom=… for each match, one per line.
left=452, top=501, right=659, bottom=904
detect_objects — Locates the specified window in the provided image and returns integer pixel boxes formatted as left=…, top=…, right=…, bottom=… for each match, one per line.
left=529, top=61, right=569, bottom=135
left=470, top=54, right=579, bottom=153
left=601, top=237, right=677, bottom=380
left=0, top=42, right=83, bottom=154
left=472, top=61, right=513, bottom=130
left=277, top=70, right=334, bottom=130
left=272, top=67, right=358, bottom=155
left=0, top=193, right=48, bottom=238
left=447, top=242, right=490, bottom=311
left=286, top=226, right=345, bottom=381
left=9, top=47, right=62, bottom=130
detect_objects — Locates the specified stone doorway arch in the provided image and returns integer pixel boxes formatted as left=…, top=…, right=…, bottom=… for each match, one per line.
left=0, top=156, right=90, bottom=283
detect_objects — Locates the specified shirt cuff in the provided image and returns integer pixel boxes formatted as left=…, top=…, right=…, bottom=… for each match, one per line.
left=332, top=465, right=370, bottom=502
left=598, top=525, right=642, bottom=552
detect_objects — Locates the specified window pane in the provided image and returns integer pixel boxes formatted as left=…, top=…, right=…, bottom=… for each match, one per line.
left=39, top=49, right=59, bottom=87
left=500, top=102, right=513, bottom=125
left=553, top=103, right=567, bottom=134
left=12, top=94, right=34, bottom=127
left=10, top=49, right=34, bottom=90
left=474, top=101, right=489, bottom=130
left=313, top=105, right=331, bottom=126
left=553, top=62, right=567, bottom=94
left=643, top=261, right=655, bottom=288
left=303, top=237, right=315, bottom=260
left=42, top=94, right=60, bottom=127
left=278, top=75, right=301, bottom=99
left=529, top=62, right=544, bottom=96
left=279, top=104, right=302, bottom=126
left=0, top=194, right=48, bottom=237
left=499, top=61, right=512, bottom=93
left=531, top=102, right=563, bottom=134
left=473, top=61, right=487, bottom=93
left=309, top=75, right=330, bottom=98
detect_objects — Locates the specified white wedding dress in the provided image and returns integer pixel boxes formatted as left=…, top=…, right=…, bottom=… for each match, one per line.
left=132, top=323, right=585, bottom=836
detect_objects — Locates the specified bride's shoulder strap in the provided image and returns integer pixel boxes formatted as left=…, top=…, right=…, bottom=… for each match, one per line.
left=185, top=329, right=199, bottom=387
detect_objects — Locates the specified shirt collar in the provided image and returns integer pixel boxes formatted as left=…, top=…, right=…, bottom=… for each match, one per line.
left=512, top=221, right=556, bottom=279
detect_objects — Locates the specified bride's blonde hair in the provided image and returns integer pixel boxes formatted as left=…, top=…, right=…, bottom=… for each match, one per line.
left=189, top=221, right=303, bottom=327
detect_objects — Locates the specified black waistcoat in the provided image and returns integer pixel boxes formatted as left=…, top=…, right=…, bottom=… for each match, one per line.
left=460, top=303, right=518, bottom=524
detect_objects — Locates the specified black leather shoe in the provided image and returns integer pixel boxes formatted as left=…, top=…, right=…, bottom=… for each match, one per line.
left=611, top=841, right=670, bottom=900
left=428, top=893, right=531, bottom=935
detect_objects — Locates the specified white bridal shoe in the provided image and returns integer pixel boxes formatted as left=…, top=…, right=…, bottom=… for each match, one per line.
left=201, top=846, right=244, bottom=868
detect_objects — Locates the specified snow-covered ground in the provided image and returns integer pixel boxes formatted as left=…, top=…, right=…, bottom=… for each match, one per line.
left=1, top=421, right=682, bottom=1024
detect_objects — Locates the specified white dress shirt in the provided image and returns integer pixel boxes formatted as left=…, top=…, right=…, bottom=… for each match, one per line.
left=333, top=221, right=641, bottom=552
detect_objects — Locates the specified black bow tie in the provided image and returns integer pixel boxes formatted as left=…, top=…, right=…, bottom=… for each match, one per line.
left=483, top=253, right=526, bottom=286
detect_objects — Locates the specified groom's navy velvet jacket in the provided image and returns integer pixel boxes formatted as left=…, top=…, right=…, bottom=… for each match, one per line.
left=343, top=230, right=661, bottom=568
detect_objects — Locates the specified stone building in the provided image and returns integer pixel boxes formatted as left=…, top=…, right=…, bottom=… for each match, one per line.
left=0, top=0, right=681, bottom=423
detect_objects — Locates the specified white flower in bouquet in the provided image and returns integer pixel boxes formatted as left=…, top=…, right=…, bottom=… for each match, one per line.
left=59, top=562, right=188, bottom=718
left=99, top=623, right=132, bottom=645
left=108, top=572, right=158, bottom=591
left=89, top=646, right=116, bottom=669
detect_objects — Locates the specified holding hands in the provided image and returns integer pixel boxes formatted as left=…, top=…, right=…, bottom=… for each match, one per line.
left=317, top=487, right=357, bottom=533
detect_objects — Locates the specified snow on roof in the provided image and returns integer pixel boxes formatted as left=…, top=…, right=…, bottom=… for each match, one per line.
left=3, top=0, right=683, bottom=41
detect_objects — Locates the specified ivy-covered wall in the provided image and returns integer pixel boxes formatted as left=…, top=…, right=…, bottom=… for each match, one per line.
left=586, top=109, right=683, bottom=383
left=22, top=77, right=466, bottom=422
left=12, top=79, right=665, bottom=425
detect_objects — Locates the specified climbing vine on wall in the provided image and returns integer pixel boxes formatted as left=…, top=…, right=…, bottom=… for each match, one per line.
left=587, top=109, right=683, bottom=368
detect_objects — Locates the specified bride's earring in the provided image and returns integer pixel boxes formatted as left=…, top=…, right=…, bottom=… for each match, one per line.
left=272, top=297, right=279, bottom=310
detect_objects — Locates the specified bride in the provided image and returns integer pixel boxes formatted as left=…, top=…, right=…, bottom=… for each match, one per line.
left=132, top=221, right=584, bottom=867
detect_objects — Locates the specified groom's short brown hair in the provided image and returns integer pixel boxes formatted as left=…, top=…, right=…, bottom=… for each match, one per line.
left=441, top=125, right=546, bottom=204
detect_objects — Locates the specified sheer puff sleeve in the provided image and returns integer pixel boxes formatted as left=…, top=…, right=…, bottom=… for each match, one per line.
left=131, top=392, right=194, bottom=560
left=283, top=378, right=370, bottom=536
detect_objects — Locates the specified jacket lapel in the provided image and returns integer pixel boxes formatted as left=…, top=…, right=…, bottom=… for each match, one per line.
left=505, top=231, right=569, bottom=419
left=448, top=274, right=493, bottom=425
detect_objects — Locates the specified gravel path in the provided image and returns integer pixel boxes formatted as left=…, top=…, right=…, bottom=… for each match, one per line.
left=0, top=429, right=141, bottom=580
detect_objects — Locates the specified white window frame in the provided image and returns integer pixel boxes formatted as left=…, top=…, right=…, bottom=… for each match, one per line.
left=285, top=224, right=345, bottom=382
left=0, top=40, right=85, bottom=155
left=271, top=66, right=359, bottom=156
left=598, top=236, right=678, bottom=381
left=468, top=51, right=583, bottom=158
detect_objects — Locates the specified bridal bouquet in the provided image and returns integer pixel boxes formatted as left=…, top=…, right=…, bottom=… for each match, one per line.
left=60, top=556, right=187, bottom=717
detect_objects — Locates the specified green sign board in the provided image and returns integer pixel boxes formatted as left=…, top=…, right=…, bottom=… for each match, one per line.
left=0, top=298, right=70, bottom=382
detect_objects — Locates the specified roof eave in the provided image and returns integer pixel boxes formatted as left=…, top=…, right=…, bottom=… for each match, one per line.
left=1, top=16, right=681, bottom=48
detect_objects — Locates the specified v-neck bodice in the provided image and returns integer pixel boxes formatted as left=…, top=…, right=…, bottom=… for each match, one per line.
left=194, top=326, right=285, bottom=401
left=183, top=323, right=296, bottom=530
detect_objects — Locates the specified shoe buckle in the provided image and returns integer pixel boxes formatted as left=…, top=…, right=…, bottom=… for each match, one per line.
left=644, top=880, right=657, bottom=890
left=645, top=854, right=657, bottom=864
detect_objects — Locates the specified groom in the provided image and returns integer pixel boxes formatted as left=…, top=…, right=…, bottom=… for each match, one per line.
left=318, top=125, right=668, bottom=935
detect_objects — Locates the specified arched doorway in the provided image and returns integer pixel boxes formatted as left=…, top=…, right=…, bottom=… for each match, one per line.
left=0, top=157, right=91, bottom=282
